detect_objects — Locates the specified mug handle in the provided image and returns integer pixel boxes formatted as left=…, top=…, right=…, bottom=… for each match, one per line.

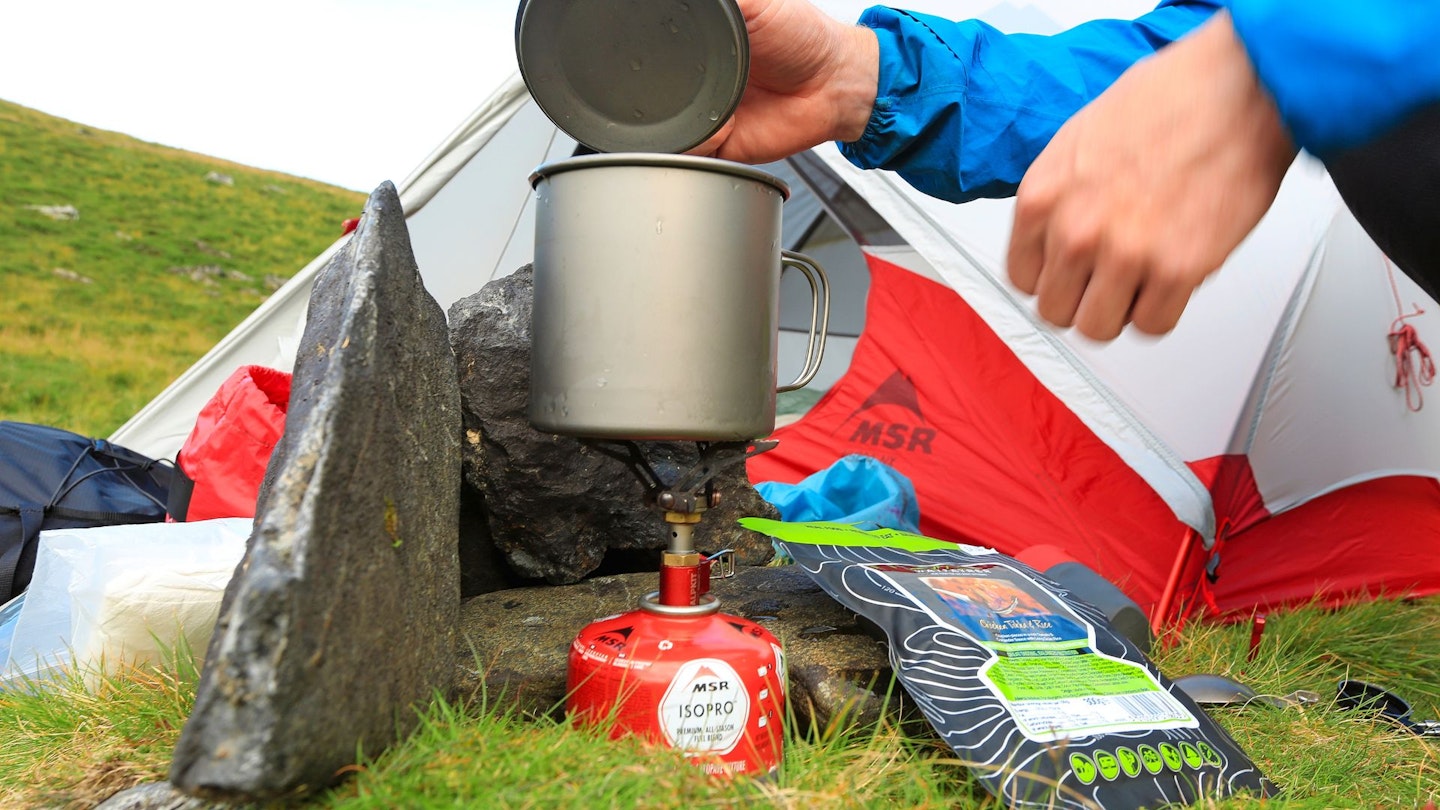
left=777, top=250, right=831, bottom=393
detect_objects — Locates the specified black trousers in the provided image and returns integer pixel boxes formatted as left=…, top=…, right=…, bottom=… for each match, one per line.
left=1327, top=103, right=1440, bottom=302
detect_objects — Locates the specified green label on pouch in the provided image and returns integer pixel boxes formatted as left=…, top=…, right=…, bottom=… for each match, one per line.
left=1069, top=753, right=1098, bottom=784
left=986, top=654, right=1158, bottom=701
left=739, top=518, right=990, bottom=554
left=979, top=651, right=1196, bottom=740
left=1138, top=745, right=1166, bottom=774
left=1094, top=750, right=1121, bottom=781
left=1160, top=743, right=1184, bottom=771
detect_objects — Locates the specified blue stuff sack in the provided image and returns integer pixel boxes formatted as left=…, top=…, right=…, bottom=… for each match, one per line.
left=756, top=454, right=920, bottom=533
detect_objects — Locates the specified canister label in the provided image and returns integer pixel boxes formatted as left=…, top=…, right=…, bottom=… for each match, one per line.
left=658, top=658, right=749, bottom=754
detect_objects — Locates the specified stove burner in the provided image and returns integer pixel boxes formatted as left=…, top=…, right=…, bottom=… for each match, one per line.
left=588, top=439, right=776, bottom=608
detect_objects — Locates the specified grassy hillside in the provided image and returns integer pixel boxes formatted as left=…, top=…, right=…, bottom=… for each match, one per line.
left=0, top=99, right=365, bottom=438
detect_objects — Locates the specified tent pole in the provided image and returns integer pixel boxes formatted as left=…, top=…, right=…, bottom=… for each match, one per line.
left=1153, top=528, right=1200, bottom=637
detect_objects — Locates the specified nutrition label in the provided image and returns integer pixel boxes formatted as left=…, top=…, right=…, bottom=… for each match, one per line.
left=983, top=652, right=1195, bottom=740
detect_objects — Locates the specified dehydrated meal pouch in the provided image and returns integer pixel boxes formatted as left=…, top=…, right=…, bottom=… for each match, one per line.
left=741, top=518, right=1277, bottom=809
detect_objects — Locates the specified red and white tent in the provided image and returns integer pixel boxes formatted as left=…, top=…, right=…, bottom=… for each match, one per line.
left=750, top=149, right=1440, bottom=623
left=112, top=0, right=1440, bottom=625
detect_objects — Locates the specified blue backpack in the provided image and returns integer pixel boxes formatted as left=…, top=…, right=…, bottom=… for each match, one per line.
left=0, top=422, right=173, bottom=604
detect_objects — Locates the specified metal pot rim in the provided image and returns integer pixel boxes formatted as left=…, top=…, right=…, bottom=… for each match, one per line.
left=528, top=153, right=790, bottom=200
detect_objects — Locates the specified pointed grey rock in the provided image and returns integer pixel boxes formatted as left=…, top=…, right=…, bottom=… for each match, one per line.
left=170, top=181, right=461, bottom=800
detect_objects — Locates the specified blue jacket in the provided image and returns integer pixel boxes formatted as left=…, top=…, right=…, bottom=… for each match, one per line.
left=841, top=1, right=1440, bottom=203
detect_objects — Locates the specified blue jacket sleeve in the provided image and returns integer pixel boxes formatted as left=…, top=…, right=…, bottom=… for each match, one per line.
left=1229, top=0, right=1440, bottom=157
left=838, top=2, right=1219, bottom=203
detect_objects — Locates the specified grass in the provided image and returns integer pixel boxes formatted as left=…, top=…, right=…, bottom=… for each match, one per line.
left=2, top=597, right=1436, bottom=809
left=0, top=98, right=364, bottom=437
left=315, top=700, right=978, bottom=810
left=0, top=645, right=201, bottom=810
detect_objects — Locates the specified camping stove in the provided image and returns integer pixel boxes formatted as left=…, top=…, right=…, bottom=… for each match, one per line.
left=565, top=440, right=787, bottom=777
left=513, top=0, right=813, bottom=778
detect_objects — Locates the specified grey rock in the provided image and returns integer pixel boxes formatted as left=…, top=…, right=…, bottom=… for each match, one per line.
left=25, top=203, right=79, bottom=220
left=457, top=483, right=521, bottom=598
left=167, top=265, right=225, bottom=286
left=449, top=266, right=779, bottom=588
left=193, top=240, right=232, bottom=259
left=454, top=565, right=906, bottom=733
left=53, top=267, right=93, bottom=284
left=94, top=782, right=236, bottom=810
left=170, top=181, right=462, bottom=800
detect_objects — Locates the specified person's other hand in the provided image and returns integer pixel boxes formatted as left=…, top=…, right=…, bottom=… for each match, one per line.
left=690, top=0, right=878, bottom=164
left=1006, top=10, right=1297, bottom=341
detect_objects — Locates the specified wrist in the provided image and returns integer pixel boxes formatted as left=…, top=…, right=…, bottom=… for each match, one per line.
left=1194, top=10, right=1296, bottom=169
left=830, top=23, right=879, bottom=143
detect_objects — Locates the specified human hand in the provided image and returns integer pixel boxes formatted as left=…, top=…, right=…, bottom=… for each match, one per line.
left=690, top=0, right=878, bottom=164
left=1006, top=10, right=1297, bottom=341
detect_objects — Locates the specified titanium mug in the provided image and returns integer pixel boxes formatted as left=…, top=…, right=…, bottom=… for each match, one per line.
left=527, top=153, right=829, bottom=440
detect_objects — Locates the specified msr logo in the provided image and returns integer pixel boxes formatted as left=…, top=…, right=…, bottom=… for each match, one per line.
left=848, top=421, right=935, bottom=453
left=691, top=680, right=731, bottom=693
left=839, top=370, right=935, bottom=454
left=594, top=625, right=632, bottom=651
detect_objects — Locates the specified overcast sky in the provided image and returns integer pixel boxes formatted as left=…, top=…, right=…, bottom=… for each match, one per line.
left=0, top=0, right=520, bottom=192
left=0, top=1, right=1154, bottom=193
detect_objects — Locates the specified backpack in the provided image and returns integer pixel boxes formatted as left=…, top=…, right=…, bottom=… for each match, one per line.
left=0, top=422, right=174, bottom=604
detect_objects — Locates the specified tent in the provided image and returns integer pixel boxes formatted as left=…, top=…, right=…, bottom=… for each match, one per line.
left=111, top=0, right=1440, bottom=626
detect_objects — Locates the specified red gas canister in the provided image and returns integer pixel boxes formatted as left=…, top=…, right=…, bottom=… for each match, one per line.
left=567, top=596, right=786, bottom=777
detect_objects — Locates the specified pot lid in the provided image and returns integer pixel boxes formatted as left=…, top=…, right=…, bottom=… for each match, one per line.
left=515, top=0, right=749, bottom=154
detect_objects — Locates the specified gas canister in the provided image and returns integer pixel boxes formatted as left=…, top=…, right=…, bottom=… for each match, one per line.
left=567, top=595, right=786, bottom=777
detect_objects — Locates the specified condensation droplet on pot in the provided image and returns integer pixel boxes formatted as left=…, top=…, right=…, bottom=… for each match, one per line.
left=708, top=110, right=719, bottom=122
left=630, top=58, right=643, bottom=71
left=696, top=62, right=707, bottom=74
left=668, top=22, right=679, bottom=34
left=655, top=219, right=664, bottom=235
left=596, top=377, right=608, bottom=388
left=632, top=108, right=645, bottom=120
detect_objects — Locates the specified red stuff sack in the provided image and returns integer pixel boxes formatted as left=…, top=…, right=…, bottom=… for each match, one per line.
left=170, top=366, right=291, bottom=522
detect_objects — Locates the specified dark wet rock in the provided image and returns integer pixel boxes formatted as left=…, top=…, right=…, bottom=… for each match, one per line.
left=448, top=265, right=778, bottom=589
left=454, top=564, right=904, bottom=732
left=170, top=181, right=462, bottom=800
left=457, top=481, right=524, bottom=598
